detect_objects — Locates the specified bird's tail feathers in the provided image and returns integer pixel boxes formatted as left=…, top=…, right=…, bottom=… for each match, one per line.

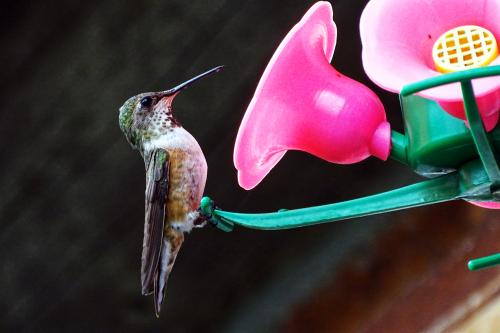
left=153, top=227, right=184, bottom=317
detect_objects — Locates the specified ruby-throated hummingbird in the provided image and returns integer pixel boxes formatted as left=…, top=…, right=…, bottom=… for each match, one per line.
left=118, top=66, right=223, bottom=316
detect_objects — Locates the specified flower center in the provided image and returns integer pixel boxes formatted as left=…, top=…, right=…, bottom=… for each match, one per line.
left=432, top=25, right=498, bottom=73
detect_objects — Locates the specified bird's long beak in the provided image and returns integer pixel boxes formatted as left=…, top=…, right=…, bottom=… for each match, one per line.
left=159, top=65, right=224, bottom=98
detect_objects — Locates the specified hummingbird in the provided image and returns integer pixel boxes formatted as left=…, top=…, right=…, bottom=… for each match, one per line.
left=118, top=66, right=223, bottom=316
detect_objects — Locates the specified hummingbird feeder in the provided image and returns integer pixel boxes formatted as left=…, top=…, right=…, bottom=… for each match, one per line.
left=200, top=0, right=500, bottom=270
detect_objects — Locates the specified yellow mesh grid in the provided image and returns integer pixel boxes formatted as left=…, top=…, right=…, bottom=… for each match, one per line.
left=432, top=25, right=498, bottom=73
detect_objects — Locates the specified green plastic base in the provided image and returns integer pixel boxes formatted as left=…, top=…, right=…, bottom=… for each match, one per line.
left=402, top=96, right=480, bottom=175
left=398, top=94, right=500, bottom=181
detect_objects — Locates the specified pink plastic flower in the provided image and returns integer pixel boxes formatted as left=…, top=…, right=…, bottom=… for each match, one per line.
left=360, top=0, right=500, bottom=130
left=234, top=2, right=390, bottom=190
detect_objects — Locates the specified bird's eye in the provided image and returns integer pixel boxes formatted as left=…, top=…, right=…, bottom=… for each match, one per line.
left=140, top=96, right=153, bottom=108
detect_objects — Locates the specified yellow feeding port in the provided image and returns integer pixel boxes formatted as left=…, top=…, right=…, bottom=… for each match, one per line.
left=432, top=25, right=498, bottom=73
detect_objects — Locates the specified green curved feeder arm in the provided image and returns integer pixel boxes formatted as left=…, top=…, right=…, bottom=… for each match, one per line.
left=200, top=174, right=462, bottom=232
left=200, top=65, right=500, bottom=269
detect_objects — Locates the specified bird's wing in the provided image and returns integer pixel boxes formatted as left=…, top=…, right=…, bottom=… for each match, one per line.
left=141, top=149, right=169, bottom=296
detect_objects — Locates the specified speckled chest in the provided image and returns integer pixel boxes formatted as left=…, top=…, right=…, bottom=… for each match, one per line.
left=142, top=107, right=179, bottom=141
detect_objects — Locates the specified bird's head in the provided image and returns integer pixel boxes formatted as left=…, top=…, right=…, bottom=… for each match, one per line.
left=118, top=66, right=223, bottom=150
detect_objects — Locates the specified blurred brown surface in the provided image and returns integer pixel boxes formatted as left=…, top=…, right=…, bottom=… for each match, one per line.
left=285, top=203, right=500, bottom=333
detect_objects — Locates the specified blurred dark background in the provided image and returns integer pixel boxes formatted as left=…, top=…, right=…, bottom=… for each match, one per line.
left=1, top=1, right=499, bottom=332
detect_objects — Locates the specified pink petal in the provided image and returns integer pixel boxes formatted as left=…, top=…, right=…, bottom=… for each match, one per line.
left=234, top=2, right=336, bottom=190
left=360, top=0, right=500, bottom=102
